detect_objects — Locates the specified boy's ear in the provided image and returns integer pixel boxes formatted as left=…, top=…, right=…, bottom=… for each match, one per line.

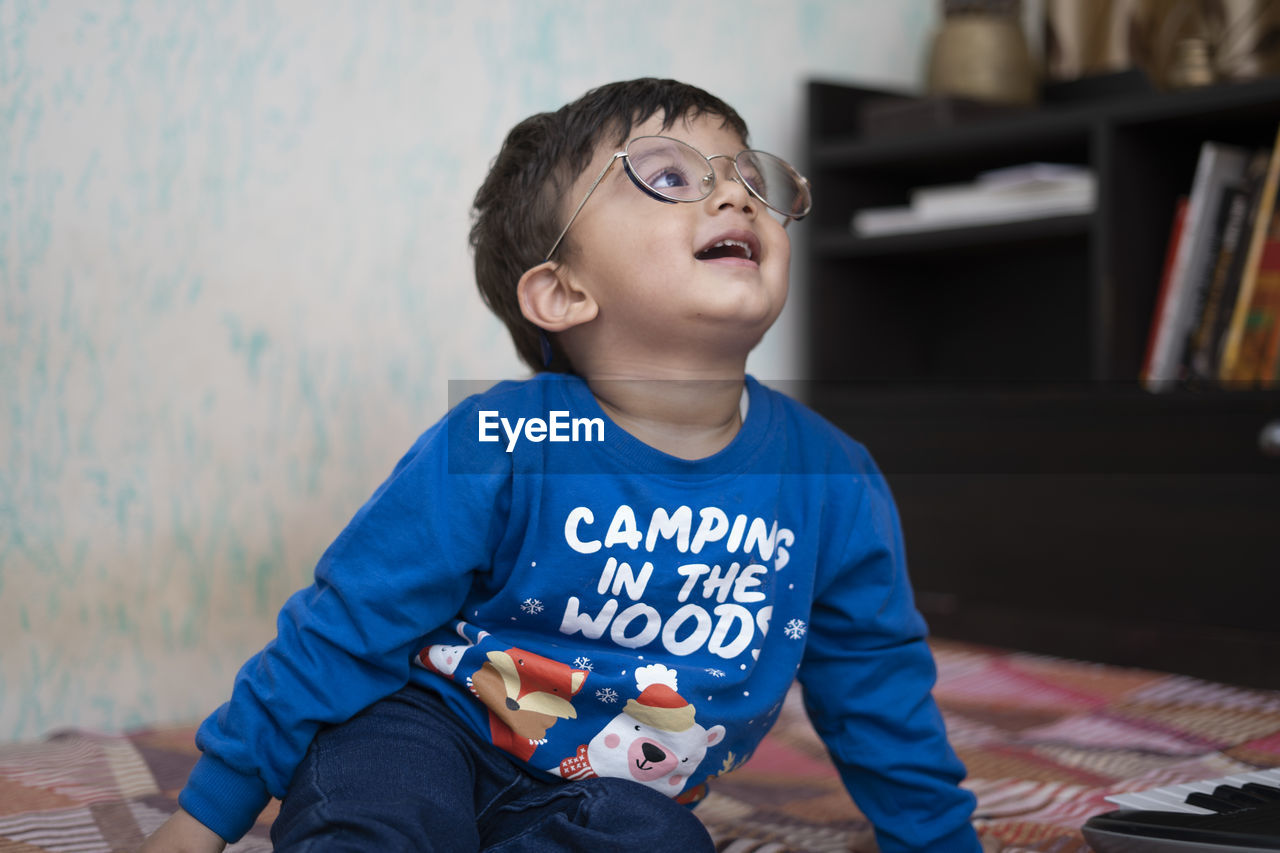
left=517, top=262, right=598, bottom=332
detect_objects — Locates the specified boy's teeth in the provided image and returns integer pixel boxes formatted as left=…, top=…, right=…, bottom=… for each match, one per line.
left=700, top=239, right=753, bottom=260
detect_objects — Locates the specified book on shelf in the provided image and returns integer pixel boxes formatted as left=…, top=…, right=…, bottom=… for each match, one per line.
left=1141, top=141, right=1251, bottom=392
left=1165, top=182, right=1246, bottom=383
left=1219, top=123, right=1280, bottom=388
left=1244, top=227, right=1280, bottom=384
left=1186, top=153, right=1268, bottom=382
left=1140, top=197, right=1189, bottom=386
left=851, top=163, right=1095, bottom=237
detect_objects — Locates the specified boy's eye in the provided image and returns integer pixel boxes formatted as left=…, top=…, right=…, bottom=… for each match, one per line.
left=647, top=166, right=691, bottom=190
left=627, top=142, right=712, bottom=200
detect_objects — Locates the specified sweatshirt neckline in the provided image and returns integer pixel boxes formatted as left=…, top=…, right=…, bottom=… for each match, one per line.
left=545, top=373, right=772, bottom=478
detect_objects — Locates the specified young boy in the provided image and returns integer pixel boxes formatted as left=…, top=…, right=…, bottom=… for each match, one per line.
left=144, top=78, right=981, bottom=852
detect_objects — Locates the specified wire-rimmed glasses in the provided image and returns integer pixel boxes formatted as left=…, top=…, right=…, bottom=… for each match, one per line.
left=544, top=135, right=812, bottom=262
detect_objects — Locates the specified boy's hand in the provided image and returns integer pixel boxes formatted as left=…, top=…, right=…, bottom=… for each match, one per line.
left=138, top=808, right=227, bottom=853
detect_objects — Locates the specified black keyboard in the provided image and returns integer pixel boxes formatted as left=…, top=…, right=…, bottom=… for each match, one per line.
left=1083, top=767, right=1280, bottom=851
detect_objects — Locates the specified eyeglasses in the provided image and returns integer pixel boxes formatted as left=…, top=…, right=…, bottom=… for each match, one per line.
left=544, top=135, right=812, bottom=262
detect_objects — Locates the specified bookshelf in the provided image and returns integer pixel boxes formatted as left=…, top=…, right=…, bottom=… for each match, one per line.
left=805, top=78, right=1280, bottom=689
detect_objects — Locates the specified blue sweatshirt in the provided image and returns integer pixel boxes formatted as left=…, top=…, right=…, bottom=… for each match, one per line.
left=180, top=374, right=979, bottom=852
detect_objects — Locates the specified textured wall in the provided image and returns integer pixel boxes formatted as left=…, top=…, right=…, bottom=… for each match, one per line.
left=1, top=0, right=935, bottom=740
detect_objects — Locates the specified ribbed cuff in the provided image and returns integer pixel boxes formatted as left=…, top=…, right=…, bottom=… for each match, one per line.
left=177, top=753, right=272, bottom=843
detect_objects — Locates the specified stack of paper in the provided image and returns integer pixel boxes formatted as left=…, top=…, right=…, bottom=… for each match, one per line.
left=852, top=163, right=1097, bottom=237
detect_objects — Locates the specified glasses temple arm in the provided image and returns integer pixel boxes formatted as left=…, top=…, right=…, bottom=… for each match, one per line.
left=543, top=152, right=625, bottom=263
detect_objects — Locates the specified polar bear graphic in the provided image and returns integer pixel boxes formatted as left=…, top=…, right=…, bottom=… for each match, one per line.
left=553, top=663, right=725, bottom=798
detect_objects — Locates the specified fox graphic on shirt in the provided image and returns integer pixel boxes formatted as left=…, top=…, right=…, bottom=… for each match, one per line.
left=417, top=622, right=588, bottom=761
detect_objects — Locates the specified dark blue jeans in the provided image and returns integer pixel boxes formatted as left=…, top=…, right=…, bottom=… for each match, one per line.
left=270, top=684, right=717, bottom=852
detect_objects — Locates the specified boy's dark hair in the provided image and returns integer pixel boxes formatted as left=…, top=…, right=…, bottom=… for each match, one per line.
left=470, top=78, right=750, bottom=373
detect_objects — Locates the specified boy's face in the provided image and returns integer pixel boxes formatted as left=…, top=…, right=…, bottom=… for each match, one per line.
left=555, top=111, right=791, bottom=368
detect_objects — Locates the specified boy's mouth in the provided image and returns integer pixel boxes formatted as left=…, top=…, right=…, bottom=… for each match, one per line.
left=695, top=231, right=760, bottom=265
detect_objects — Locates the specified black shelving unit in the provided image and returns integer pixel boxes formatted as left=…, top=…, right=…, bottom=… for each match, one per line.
left=805, top=78, right=1280, bottom=689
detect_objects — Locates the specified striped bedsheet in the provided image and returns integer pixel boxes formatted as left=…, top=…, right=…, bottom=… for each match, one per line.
left=3, top=638, right=1278, bottom=852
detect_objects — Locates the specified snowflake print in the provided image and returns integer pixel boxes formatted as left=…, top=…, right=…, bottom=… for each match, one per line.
left=783, top=619, right=807, bottom=640
left=573, top=656, right=594, bottom=671
left=705, top=668, right=725, bottom=678
left=596, top=687, right=619, bottom=704
left=520, top=598, right=544, bottom=616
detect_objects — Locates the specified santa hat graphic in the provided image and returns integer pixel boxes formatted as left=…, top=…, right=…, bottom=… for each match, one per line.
left=625, top=664, right=696, bottom=732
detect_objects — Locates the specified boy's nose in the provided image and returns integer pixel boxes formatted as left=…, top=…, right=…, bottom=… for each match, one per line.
left=705, top=155, right=756, bottom=214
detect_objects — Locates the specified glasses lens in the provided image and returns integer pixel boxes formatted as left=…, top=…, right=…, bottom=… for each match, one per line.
left=625, top=137, right=714, bottom=202
left=736, top=151, right=811, bottom=219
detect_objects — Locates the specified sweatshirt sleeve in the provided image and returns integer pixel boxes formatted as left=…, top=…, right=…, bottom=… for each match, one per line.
left=178, top=416, right=511, bottom=842
left=796, top=460, right=980, bottom=853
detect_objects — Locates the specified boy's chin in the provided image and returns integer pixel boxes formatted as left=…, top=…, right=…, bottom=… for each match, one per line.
left=693, top=267, right=787, bottom=304
left=705, top=294, right=787, bottom=335
left=669, top=300, right=781, bottom=338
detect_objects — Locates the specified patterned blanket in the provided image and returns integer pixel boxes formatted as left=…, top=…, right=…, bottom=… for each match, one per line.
left=3, top=639, right=1279, bottom=852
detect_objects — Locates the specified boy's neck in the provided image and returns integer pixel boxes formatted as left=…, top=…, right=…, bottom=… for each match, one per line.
left=579, top=361, right=748, bottom=461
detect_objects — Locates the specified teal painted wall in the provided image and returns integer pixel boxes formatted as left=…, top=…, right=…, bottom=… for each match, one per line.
left=1, top=0, right=937, bottom=739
